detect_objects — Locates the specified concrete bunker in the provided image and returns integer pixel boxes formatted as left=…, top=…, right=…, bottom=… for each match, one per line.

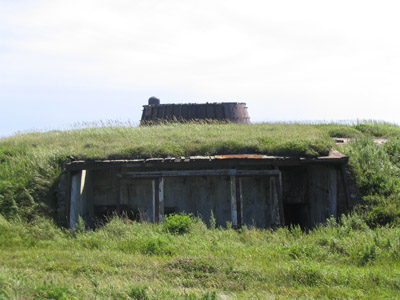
left=60, top=151, right=350, bottom=229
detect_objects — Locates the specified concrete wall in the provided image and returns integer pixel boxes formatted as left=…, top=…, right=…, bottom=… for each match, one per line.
left=66, top=164, right=345, bottom=229
left=281, top=165, right=342, bottom=228
left=241, top=176, right=280, bottom=228
left=308, top=165, right=337, bottom=227
left=120, top=178, right=153, bottom=221
left=163, top=176, right=232, bottom=226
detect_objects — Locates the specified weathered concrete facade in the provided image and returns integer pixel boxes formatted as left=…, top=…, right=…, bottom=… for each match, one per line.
left=61, top=151, right=350, bottom=229
left=141, top=98, right=251, bottom=125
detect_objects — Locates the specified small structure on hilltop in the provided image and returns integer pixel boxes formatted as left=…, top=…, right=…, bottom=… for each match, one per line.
left=140, top=97, right=251, bottom=124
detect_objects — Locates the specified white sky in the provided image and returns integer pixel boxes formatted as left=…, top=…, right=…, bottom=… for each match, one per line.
left=1, top=0, right=400, bottom=137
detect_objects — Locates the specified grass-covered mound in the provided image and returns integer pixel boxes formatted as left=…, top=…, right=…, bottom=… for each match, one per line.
left=1, top=214, right=400, bottom=299
left=2, top=121, right=400, bottom=299
left=1, top=123, right=334, bottom=160
left=1, top=121, right=400, bottom=223
left=0, top=122, right=333, bottom=220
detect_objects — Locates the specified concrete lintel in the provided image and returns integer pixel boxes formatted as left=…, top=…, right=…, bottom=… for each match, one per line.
left=122, top=169, right=280, bottom=179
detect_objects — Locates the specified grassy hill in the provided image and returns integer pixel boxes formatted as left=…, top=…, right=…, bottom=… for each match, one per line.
left=1, top=121, right=400, bottom=221
left=1, top=121, right=400, bottom=299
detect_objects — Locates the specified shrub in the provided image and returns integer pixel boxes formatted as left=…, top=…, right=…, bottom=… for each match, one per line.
left=365, top=197, right=400, bottom=227
left=383, top=137, right=400, bottom=167
left=327, top=126, right=362, bottom=138
left=345, top=138, right=400, bottom=226
left=128, top=285, right=150, bottom=300
left=339, top=213, right=369, bottom=233
left=163, top=213, right=194, bottom=235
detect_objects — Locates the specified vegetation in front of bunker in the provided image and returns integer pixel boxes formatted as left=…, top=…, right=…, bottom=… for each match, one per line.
left=1, top=214, right=400, bottom=299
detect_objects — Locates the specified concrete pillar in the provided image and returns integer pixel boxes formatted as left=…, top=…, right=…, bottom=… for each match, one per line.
left=159, top=177, right=164, bottom=222
left=152, top=178, right=164, bottom=223
left=69, top=170, right=86, bottom=228
left=230, top=176, right=237, bottom=226
left=230, top=176, right=243, bottom=227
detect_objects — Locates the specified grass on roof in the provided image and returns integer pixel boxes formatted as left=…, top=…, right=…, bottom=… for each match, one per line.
left=1, top=122, right=334, bottom=160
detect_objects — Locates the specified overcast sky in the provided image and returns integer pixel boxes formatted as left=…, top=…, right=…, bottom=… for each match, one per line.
left=1, top=0, right=400, bottom=137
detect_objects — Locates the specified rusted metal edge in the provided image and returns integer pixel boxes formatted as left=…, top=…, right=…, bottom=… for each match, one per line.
left=65, top=151, right=348, bottom=170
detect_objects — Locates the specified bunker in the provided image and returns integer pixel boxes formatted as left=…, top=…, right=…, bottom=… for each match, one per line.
left=141, top=98, right=251, bottom=124
left=59, top=151, right=351, bottom=229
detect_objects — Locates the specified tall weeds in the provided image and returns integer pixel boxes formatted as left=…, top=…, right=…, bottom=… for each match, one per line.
left=344, top=138, right=400, bottom=226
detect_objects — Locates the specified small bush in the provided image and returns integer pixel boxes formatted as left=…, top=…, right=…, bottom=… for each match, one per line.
left=128, top=285, right=150, bottom=300
left=163, top=213, right=194, bottom=235
left=141, top=235, right=174, bottom=255
left=327, top=126, right=362, bottom=138
left=365, top=198, right=400, bottom=227
left=339, top=213, right=369, bottom=233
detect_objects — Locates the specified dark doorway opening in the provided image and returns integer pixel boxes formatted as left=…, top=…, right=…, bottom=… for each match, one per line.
left=283, top=203, right=309, bottom=229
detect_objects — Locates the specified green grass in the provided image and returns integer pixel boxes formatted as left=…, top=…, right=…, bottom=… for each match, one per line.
left=2, top=121, right=400, bottom=298
left=315, top=120, right=400, bottom=139
left=1, top=214, right=400, bottom=299
left=344, top=137, right=400, bottom=226
left=2, top=122, right=334, bottom=160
